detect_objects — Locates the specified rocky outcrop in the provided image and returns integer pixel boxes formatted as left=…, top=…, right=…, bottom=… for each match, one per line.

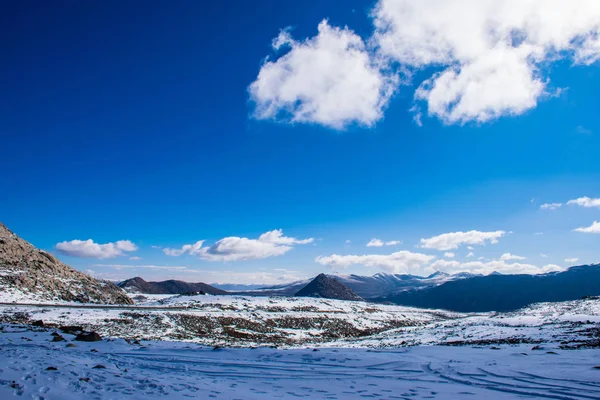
left=295, top=274, right=363, bottom=301
left=0, top=222, right=132, bottom=304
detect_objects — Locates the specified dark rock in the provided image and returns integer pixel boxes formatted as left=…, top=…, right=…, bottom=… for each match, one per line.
left=92, top=364, right=106, bottom=369
left=60, top=326, right=84, bottom=334
left=46, top=366, right=58, bottom=371
left=66, top=343, right=76, bottom=348
left=51, top=334, right=66, bottom=342
left=31, top=320, right=45, bottom=327
left=79, top=377, right=91, bottom=382
left=531, top=345, right=544, bottom=350
left=75, top=332, right=102, bottom=342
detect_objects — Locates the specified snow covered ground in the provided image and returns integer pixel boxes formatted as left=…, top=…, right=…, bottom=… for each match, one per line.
left=1, top=296, right=600, bottom=398
left=1, top=324, right=599, bottom=399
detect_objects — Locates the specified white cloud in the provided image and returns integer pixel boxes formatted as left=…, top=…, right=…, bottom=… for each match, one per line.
left=366, top=238, right=402, bottom=247
left=420, top=230, right=505, bottom=251
left=466, top=252, right=475, bottom=258
left=567, top=197, right=600, bottom=208
left=163, top=241, right=205, bottom=257
left=500, top=253, right=526, bottom=261
left=251, top=1, right=600, bottom=129
left=258, top=229, right=314, bottom=245
left=540, top=253, right=548, bottom=258
left=444, top=252, right=455, bottom=258
left=574, top=221, right=600, bottom=234
left=249, top=20, right=396, bottom=129
left=534, top=232, right=544, bottom=236
left=429, top=259, right=562, bottom=276
left=564, top=257, right=579, bottom=263
left=315, top=250, right=435, bottom=274
left=56, top=239, right=138, bottom=259
left=373, top=0, right=600, bottom=124
left=540, top=202, right=562, bottom=210
left=163, top=230, right=313, bottom=262
left=129, top=256, right=142, bottom=261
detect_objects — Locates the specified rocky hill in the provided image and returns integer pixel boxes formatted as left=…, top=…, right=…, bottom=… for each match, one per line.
left=119, top=277, right=227, bottom=295
left=295, top=273, right=363, bottom=301
left=0, top=223, right=132, bottom=304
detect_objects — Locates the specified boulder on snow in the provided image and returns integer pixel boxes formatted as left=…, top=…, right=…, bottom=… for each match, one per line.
left=75, top=332, right=103, bottom=342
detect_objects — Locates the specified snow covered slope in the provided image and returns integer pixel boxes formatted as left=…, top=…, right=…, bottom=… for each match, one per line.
left=1, top=324, right=599, bottom=400
left=0, top=223, right=132, bottom=304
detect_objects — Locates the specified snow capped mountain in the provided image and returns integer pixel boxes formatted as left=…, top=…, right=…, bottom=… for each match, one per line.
left=379, top=264, right=600, bottom=312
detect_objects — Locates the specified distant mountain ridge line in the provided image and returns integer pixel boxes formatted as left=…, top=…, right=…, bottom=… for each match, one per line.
left=118, top=276, right=227, bottom=295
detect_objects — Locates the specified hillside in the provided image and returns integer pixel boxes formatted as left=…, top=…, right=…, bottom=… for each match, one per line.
left=119, top=277, right=227, bottom=295
left=379, top=264, right=600, bottom=312
left=0, top=223, right=132, bottom=304
left=295, top=273, right=363, bottom=301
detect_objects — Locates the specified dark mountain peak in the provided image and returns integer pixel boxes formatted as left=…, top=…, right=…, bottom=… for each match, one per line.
left=295, top=274, right=363, bottom=301
left=118, top=277, right=227, bottom=295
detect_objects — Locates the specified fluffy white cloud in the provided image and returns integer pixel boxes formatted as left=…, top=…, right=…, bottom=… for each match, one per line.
left=540, top=203, right=562, bottom=210
left=564, top=257, right=579, bottom=263
left=249, top=20, right=396, bottom=129
left=373, top=0, right=600, bottom=124
left=163, top=230, right=313, bottom=262
left=500, top=253, right=526, bottom=261
left=429, top=259, right=562, bottom=276
left=567, top=197, right=600, bottom=208
left=420, top=230, right=505, bottom=251
left=315, top=250, right=435, bottom=274
left=129, top=256, right=141, bottom=261
left=366, top=238, right=402, bottom=247
left=444, top=252, right=455, bottom=258
left=466, top=252, right=475, bottom=258
left=251, top=1, right=600, bottom=128
left=56, top=239, right=138, bottom=259
left=574, top=221, right=600, bottom=233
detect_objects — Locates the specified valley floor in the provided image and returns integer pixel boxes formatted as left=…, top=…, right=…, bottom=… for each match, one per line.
left=1, top=324, right=599, bottom=400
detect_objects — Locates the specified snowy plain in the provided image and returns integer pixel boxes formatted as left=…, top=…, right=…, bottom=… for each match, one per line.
left=1, top=324, right=600, bottom=399
left=1, top=294, right=600, bottom=399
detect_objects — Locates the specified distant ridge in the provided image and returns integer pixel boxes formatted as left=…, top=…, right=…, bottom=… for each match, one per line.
left=295, top=274, right=363, bottom=301
left=119, top=276, right=227, bottom=295
left=0, top=222, right=132, bottom=304
left=377, top=264, right=600, bottom=312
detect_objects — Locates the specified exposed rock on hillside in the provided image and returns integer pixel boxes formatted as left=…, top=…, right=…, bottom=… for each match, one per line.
left=0, top=223, right=132, bottom=304
left=295, top=274, right=363, bottom=301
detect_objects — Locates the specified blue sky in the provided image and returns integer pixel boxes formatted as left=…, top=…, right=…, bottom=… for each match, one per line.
left=2, top=0, right=600, bottom=284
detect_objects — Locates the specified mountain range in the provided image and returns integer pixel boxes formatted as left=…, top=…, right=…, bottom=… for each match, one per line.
left=376, top=264, right=600, bottom=312
left=118, top=277, right=227, bottom=295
